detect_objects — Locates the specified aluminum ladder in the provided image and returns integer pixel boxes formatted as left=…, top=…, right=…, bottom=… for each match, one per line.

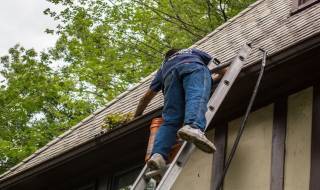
left=131, top=43, right=252, bottom=190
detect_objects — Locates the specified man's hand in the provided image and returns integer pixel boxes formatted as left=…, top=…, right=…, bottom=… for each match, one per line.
left=134, top=89, right=158, bottom=117
left=212, top=67, right=228, bottom=81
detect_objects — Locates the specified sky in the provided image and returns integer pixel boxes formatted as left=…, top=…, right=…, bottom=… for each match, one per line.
left=0, top=0, right=60, bottom=56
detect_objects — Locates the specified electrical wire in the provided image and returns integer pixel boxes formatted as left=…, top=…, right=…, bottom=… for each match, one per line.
left=214, top=49, right=268, bottom=190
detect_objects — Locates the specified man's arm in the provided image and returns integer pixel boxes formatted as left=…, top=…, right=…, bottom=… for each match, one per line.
left=134, top=89, right=158, bottom=117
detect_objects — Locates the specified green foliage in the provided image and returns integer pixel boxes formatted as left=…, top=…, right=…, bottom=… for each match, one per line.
left=0, top=0, right=256, bottom=175
left=102, top=112, right=133, bottom=130
left=0, top=45, right=95, bottom=174
left=45, top=0, right=256, bottom=103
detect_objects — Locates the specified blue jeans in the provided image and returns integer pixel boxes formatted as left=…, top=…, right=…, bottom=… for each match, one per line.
left=152, top=62, right=212, bottom=160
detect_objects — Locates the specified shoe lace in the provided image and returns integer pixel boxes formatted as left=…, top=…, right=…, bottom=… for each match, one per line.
left=195, top=128, right=205, bottom=136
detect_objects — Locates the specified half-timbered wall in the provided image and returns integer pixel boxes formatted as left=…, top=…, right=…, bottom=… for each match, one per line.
left=172, top=131, right=214, bottom=190
left=224, top=104, right=273, bottom=190
left=285, top=88, right=312, bottom=190
left=171, top=87, right=317, bottom=190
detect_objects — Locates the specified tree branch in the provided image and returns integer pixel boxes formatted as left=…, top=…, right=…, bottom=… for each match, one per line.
left=133, top=0, right=204, bottom=38
left=219, top=0, right=228, bottom=22
left=155, top=0, right=207, bottom=33
left=168, top=0, right=207, bottom=34
left=125, top=34, right=163, bottom=55
left=141, top=29, right=172, bottom=49
left=107, top=0, right=170, bottom=51
left=205, top=0, right=215, bottom=29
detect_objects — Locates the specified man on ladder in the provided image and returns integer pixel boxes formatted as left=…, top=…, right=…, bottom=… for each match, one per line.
left=134, top=48, right=226, bottom=173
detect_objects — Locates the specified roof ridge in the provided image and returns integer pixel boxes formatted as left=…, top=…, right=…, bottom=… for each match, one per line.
left=0, top=71, right=156, bottom=179
left=192, top=0, right=264, bottom=48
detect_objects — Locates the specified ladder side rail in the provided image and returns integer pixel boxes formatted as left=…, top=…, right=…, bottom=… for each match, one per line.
left=155, top=44, right=252, bottom=190
left=204, top=44, right=252, bottom=131
left=155, top=142, right=195, bottom=190
left=131, top=164, right=149, bottom=189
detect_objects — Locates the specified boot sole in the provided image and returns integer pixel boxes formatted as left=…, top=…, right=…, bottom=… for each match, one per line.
left=146, top=159, right=166, bottom=182
left=147, top=159, right=161, bottom=171
left=177, top=129, right=216, bottom=153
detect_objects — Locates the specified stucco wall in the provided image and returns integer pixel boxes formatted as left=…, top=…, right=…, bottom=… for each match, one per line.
left=224, top=104, right=273, bottom=190
left=284, top=87, right=312, bottom=190
left=172, top=105, right=274, bottom=190
left=171, top=88, right=313, bottom=190
left=172, top=130, right=214, bottom=190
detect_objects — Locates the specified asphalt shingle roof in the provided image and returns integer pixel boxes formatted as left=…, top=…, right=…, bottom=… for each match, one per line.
left=1, top=0, right=320, bottom=182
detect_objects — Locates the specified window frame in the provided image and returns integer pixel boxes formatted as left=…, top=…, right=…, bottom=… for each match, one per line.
left=70, top=164, right=143, bottom=190
left=291, top=0, right=320, bottom=14
left=110, top=165, right=143, bottom=190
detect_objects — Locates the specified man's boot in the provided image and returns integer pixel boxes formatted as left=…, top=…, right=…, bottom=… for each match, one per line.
left=177, top=125, right=216, bottom=153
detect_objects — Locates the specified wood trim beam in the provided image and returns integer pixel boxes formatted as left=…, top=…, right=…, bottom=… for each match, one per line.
left=310, top=84, right=320, bottom=190
left=270, top=98, right=287, bottom=190
left=291, top=0, right=320, bottom=15
left=211, top=123, right=228, bottom=190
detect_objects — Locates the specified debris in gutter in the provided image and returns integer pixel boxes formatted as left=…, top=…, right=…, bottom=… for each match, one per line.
left=101, top=112, right=134, bottom=130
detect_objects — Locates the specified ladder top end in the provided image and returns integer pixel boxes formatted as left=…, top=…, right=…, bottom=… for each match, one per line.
left=258, top=48, right=268, bottom=55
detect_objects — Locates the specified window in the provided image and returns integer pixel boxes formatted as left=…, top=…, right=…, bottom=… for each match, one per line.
left=291, top=0, right=320, bottom=14
left=111, top=166, right=142, bottom=190
left=70, top=165, right=142, bottom=190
